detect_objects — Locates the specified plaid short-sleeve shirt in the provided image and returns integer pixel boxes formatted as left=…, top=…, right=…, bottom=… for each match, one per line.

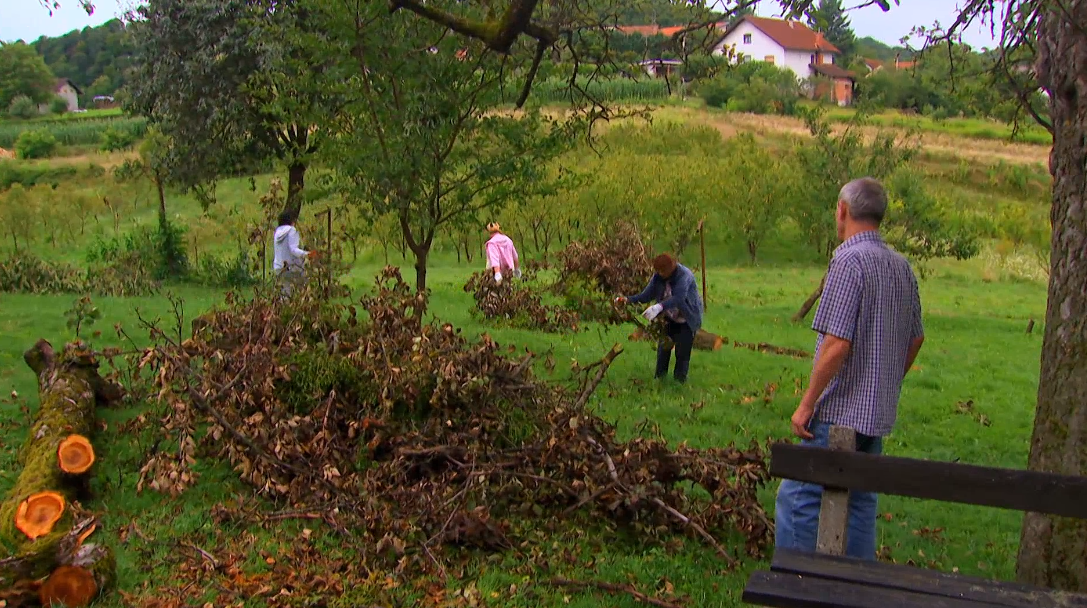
left=811, top=230, right=923, bottom=437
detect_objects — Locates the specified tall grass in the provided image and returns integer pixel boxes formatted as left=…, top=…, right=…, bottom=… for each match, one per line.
left=525, top=76, right=675, bottom=104
left=0, top=116, right=148, bottom=149
left=823, top=107, right=1052, bottom=145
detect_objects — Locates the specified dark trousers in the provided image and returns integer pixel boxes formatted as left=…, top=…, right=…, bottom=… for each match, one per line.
left=656, top=320, right=694, bottom=382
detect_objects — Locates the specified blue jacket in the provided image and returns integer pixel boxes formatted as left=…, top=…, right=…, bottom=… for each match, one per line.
left=627, top=263, right=704, bottom=333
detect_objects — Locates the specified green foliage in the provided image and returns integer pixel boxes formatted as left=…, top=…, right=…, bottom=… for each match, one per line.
left=883, top=168, right=981, bottom=277
left=0, top=161, right=79, bottom=191
left=719, top=133, right=801, bottom=262
left=791, top=105, right=917, bottom=257
left=31, top=18, right=133, bottom=97
left=0, top=116, right=147, bottom=149
left=49, top=95, right=69, bottom=114
left=64, top=295, right=101, bottom=338
left=698, top=62, right=801, bottom=115
left=528, top=76, right=671, bottom=104
left=0, top=254, right=84, bottom=293
left=99, top=125, right=136, bottom=152
left=0, top=41, right=56, bottom=107
left=805, top=0, right=856, bottom=61
left=86, top=219, right=190, bottom=283
left=7, top=95, right=38, bottom=120
left=278, top=349, right=375, bottom=415
left=14, top=129, right=59, bottom=159
left=191, top=249, right=257, bottom=288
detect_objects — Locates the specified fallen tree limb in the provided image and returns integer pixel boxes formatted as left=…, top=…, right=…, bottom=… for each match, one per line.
left=0, top=340, right=119, bottom=603
left=574, top=343, right=623, bottom=409
left=546, top=578, right=685, bottom=608
left=732, top=341, right=812, bottom=360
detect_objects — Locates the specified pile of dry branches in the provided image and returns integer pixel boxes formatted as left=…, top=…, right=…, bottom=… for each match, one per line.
left=124, top=267, right=774, bottom=576
left=554, top=222, right=657, bottom=326
left=462, top=268, right=581, bottom=333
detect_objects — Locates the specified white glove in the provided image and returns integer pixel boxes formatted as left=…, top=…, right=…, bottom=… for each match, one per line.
left=514, top=267, right=522, bottom=279
left=494, top=272, right=503, bottom=284
left=642, top=303, right=664, bottom=321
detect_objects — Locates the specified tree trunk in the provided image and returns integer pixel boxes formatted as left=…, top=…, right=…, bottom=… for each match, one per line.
left=748, top=239, right=758, bottom=264
left=156, top=177, right=166, bottom=225
left=1015, top=4, right=1087, bottom=591
left=792, top=271, right=827, bottom=323
left=0, top=340, right=121, bottom=591
left=286, top=161, right=307, bottom=214
left=414, top=245, right=429, bottom=293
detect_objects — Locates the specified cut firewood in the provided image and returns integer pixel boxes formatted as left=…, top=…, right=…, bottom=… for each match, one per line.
left=0, top=339, right=119, bottom=598
left=14, top=491, right=65, bottom=541
left=39, top=542, right=115, bottom=608
left=58, top=435, right=96, bottom=476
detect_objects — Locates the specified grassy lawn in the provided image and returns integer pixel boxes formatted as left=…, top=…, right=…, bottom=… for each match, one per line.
left=821, top=105, right=1053, bottom=146
left=0, top=106, right=1052, bottom=606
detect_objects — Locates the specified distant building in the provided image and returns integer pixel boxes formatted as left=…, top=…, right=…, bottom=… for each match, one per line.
left=711, top=16, right=855, bottom=105
left=39, top=78, right=81, bottom=113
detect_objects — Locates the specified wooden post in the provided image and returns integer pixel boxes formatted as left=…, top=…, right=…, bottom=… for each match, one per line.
left=697, top=218, right=707, bottom=304
left=816, top=425, right=856, bottom=556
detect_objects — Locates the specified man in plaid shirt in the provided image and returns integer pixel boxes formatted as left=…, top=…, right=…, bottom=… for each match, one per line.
left=775, top=177, right=925, bottom=560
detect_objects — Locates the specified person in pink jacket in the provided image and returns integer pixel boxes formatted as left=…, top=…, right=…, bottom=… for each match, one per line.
left=484, top=222, right=521, bottom=283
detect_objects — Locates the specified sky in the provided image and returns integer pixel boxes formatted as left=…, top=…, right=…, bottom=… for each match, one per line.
left=1, top=0, right=1001, bottom=49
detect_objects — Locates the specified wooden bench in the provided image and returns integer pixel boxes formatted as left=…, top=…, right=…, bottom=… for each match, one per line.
left=742, top=425, right=1087, bottom=608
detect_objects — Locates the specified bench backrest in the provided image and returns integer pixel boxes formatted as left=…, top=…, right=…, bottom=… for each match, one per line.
left=770, top=426, right=1087, bottom=520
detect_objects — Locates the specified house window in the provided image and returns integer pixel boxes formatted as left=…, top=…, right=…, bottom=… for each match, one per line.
left=764, top=55, right=775, bottom=64
left=743, top=33, right=752, bottom=44
left=810, top=54, right=816, bottom=64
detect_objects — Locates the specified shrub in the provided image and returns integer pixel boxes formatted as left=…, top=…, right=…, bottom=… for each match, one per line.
left=0, top=162, right=78, bottom=191
left=100, top=126, right=137, bottom=152
left=14, top=129, right=58, bottom=159
left=0, top=255, right=84, bottom=294
left=7, top=95, right=37, bottom=120
left=191, top=249, right=257, bottom=288
left=86, top=219, right=189, bottom=283
left=698, top=62, right=800, bottom=115
left=49, top=96, right=70, bottom=115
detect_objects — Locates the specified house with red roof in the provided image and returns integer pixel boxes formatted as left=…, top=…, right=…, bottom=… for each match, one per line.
left=711, top=15, right=856, bottom=105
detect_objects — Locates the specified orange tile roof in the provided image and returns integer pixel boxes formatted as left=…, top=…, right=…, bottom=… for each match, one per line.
left=726, top=16, right=841, bottom=53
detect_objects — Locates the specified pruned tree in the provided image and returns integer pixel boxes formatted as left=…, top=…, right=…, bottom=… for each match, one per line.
left=124, top=0, right=336, bottom=213
left=311, top=1, right=579, bottom=292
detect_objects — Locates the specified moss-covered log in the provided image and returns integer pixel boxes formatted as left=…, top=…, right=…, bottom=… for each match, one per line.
left=0, top=339, right=120, bottom=591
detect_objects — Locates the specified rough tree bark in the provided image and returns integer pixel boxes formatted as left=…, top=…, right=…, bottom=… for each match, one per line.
left=286, top=161, right=307, bottom=214
left=1016, top=2, right=1087, bottom=591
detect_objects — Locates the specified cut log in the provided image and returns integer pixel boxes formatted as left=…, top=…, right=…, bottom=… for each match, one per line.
left=0, top=339, right=119, bottom=596
left=58, top=435, right=96, bottom=476
left=40, top=542, right=115, bottom=608
left=628, top=327, right=726, bottom=352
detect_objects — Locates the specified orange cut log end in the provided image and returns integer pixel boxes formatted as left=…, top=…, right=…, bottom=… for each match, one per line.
left=39, top=565, right=98, bottom=608
left=15, top=491, right=65, bottom=540
left=58, top=434, right=96, bottom=475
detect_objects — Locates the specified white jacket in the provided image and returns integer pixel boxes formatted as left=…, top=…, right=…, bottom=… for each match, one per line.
left=273, top=225, right=308, bottom=272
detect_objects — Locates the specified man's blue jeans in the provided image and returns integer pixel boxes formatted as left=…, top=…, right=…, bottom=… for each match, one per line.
left=774, top=421, right=883, bottom=560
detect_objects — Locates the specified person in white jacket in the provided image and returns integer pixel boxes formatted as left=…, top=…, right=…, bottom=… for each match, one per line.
left=272, top=208, right=316, bottom=295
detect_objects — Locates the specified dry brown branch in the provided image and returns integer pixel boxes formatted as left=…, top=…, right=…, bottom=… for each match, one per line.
left=546, top=578, right=685, bottom=608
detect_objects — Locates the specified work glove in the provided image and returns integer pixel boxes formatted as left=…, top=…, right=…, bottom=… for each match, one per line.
left=642, top=303, right=664, bottom=321
left=494, top=271, right=503, bottom=284
left=614, top=296, right=627, bottom=305
left=514, top=267, right=522, bottom=279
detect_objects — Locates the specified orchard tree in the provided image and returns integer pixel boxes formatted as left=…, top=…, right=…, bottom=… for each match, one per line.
left=124, top=0, right=337, bottom=212
left=308, top=0, right=578, bottom=292
left=0, top=42, right=56, bottom=109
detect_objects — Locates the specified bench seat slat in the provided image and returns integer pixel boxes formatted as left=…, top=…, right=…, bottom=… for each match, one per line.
left=770, top=549, right=1087, bottom=608
left=743, top=571, right=1015, bottom=608
left=769, top=443, right=1087, bottom=519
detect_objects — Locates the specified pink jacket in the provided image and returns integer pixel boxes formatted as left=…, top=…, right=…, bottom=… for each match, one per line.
left=485, top=233, right=519, bottom=273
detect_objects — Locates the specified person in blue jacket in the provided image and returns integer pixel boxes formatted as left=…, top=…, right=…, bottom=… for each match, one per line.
left=616, top=253, right=704, bottom=383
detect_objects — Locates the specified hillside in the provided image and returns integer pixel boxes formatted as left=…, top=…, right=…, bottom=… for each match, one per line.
left=30, top=18, right=132, bottom=97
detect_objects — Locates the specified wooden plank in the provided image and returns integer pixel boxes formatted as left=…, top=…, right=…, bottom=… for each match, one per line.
left=742, top=570, right=1012, bottom=608
left=769, top=443, right=1087, bottom=519
left=770, top=548, right=1087, bottom=608
left=816, top=426, right=854, bottom=555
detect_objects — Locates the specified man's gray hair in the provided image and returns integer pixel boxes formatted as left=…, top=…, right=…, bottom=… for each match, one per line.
left=839, top=177, right=887, bottom=225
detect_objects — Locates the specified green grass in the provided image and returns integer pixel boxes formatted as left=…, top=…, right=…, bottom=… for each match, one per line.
left=822, top=106, right=1053, bottom=146
left=0, top=113, right=1053, bottom=605
left=0, top=108, right=125, bottom=123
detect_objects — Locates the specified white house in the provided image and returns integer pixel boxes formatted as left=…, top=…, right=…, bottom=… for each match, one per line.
left=711, top=15, right=856, bottom=105
left=38, top=78, right=81, bottom=113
